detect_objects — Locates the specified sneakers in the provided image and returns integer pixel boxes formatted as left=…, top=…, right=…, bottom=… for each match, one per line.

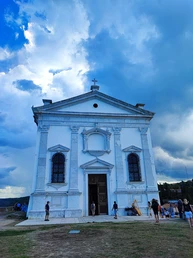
left=44, top=219, right=49, bottom=221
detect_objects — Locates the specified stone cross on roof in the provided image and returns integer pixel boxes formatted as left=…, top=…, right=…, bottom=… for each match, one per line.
left=90, top=78, right=99, bottom=91
left=92, top=78, right=98, bottom=85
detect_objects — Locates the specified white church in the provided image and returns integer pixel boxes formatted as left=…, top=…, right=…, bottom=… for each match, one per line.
left=27, top=80, right=159, bottom=218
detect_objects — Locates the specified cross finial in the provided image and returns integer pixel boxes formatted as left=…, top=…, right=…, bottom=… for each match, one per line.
left=92, top=78, right=98, bottom=85
left=90, top=78, right=99, bottom=91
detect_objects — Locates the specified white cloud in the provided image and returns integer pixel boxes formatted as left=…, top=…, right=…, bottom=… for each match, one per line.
left=0, top=146, right=35, bottom=197
left=165, top=111, right=193, bottom=148
left=0, top=186, right=25, bottom=198
left=17, top=0, right=91, bottom=98
left=0, top=0, right=92, bottom=198
left=157, top=174, right=182, bottom=184
left=0, top=48, right=13, bottom=60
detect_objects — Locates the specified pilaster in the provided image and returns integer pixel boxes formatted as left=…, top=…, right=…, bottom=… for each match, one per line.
left=139, top=127, right=156, bottom=188
left=35, top=125, right=49, bottom=191
left=69, top=126, right=80, bottom=193
left=113, top=127, right=124, bottom=191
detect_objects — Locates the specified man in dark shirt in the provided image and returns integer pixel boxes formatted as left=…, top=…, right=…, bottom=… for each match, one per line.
left=151, top=199, right=159, bottom=223
left=45, top=201, right=50, bottom=221
left=112, top=201, right=118, bottom=219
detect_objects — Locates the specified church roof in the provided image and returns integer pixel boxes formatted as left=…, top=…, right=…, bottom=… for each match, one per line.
left=32, top=83, right=154, bottom=125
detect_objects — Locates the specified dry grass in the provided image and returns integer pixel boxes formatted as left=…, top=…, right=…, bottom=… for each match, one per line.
left=0, top=220, right=193, bottom=258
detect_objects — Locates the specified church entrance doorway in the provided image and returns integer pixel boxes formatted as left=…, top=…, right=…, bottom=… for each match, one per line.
left=88, top=174, right=108, bottom=215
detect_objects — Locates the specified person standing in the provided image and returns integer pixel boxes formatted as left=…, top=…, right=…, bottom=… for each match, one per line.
left=148, top=201, right=152, bottom=217
left=151, top=199, right=159, bottom=223
left=91, top=201, right=96, bottom=216
left=45, top=201, right=50, bottom=221
left=178, top=199, right=183, bottom=219
left=112, top=201, right=118, bottom=219
left=182, top=199, right=193, bottom=228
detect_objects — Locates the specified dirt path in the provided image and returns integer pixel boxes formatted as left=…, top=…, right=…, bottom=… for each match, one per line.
left=0, top=212, right=27, bottom=230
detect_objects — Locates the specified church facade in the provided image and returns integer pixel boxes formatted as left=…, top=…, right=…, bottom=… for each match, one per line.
left=27, top=82, right=159, bottom=218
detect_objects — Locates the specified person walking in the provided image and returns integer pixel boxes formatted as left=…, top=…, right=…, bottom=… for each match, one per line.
left=151, top=199, right=159, bottom=223
left=45, top=201, right=50, bottom=221
left=178, top=199, right=183, bottom=219
left=91, top=201, right=96, bottom=216
left=182, top=199, right=193, bottom=228
left=112, top=201, right=118, bottom=219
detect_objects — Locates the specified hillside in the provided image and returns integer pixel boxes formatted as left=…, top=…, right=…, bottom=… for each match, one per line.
left=0, top=196, right=29, bottom=208
left=158, top=179, right=193, bottom=204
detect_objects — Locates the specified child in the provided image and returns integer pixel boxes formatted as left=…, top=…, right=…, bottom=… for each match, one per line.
left=164, top=208, right=169, bottom=219
left=90, top=201, right=96, bottom=216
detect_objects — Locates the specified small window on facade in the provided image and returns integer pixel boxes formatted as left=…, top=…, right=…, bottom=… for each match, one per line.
left=128, top=153, right=141, bottom=182
left=52, top=153, right=65, bottom=183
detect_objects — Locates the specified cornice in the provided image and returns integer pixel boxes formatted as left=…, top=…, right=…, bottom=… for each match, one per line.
left=33, top=111, right=153, bottom=120
left=32, top=90, right=154, bottom=116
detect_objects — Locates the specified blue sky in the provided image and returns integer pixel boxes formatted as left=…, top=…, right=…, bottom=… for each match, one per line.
left=1, top=0, right=193, bottom=198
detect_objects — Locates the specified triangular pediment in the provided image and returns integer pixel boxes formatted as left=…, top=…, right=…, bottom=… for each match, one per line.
left=122, top=145, right=142, bottom=152
left=80, top=158, right=114, bottom=169
left=32, top=90, right=154, bottom=117
left=48, top=144, right=70, bottom=152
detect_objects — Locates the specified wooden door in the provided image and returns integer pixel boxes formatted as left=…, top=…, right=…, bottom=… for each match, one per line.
left=88, top=174, right=108, bottom=215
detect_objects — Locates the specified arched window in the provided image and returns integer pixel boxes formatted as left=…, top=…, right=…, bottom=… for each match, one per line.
left=128, top=153, right=141, bottom=182
left=52, top=153, right=65, bottom=183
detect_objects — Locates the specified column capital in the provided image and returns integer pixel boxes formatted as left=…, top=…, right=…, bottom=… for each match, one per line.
left=139, top=127, right=148, bottom=134
left=113, top=127, right=121, bottom=134
left=70, top=126, right=80, bottom=133
left=38, top=125, right=50, bottom=132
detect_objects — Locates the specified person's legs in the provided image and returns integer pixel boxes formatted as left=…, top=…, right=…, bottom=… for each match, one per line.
left=187, top=218, right=191, bottom=228
left=154, top=211, right=159, bottom=223
left=190, top=212, right=193, bottom=227
left=154, top=213, right=157, bottom=222
left=114, top=209, right=117, bottom=219
left=185, top=212, right=192, bottom=228
left=45, top=211, right=49, bottom=221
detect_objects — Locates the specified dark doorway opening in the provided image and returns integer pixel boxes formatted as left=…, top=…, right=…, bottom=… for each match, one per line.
left=88, top=174, right=108, bottom=215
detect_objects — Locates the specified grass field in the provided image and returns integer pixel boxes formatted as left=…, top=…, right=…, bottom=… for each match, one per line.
left=0, top=220, right=193, bottom=258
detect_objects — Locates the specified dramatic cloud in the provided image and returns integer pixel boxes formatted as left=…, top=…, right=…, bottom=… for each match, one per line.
left=13, top=79, right=41, bottom=92
left=1, top=0, right=193, bottom=197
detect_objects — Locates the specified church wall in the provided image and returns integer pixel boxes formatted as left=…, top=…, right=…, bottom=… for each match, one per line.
left=28, top=105, right=159, bottom=218
left=47, top=126, right=71, bottom=148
